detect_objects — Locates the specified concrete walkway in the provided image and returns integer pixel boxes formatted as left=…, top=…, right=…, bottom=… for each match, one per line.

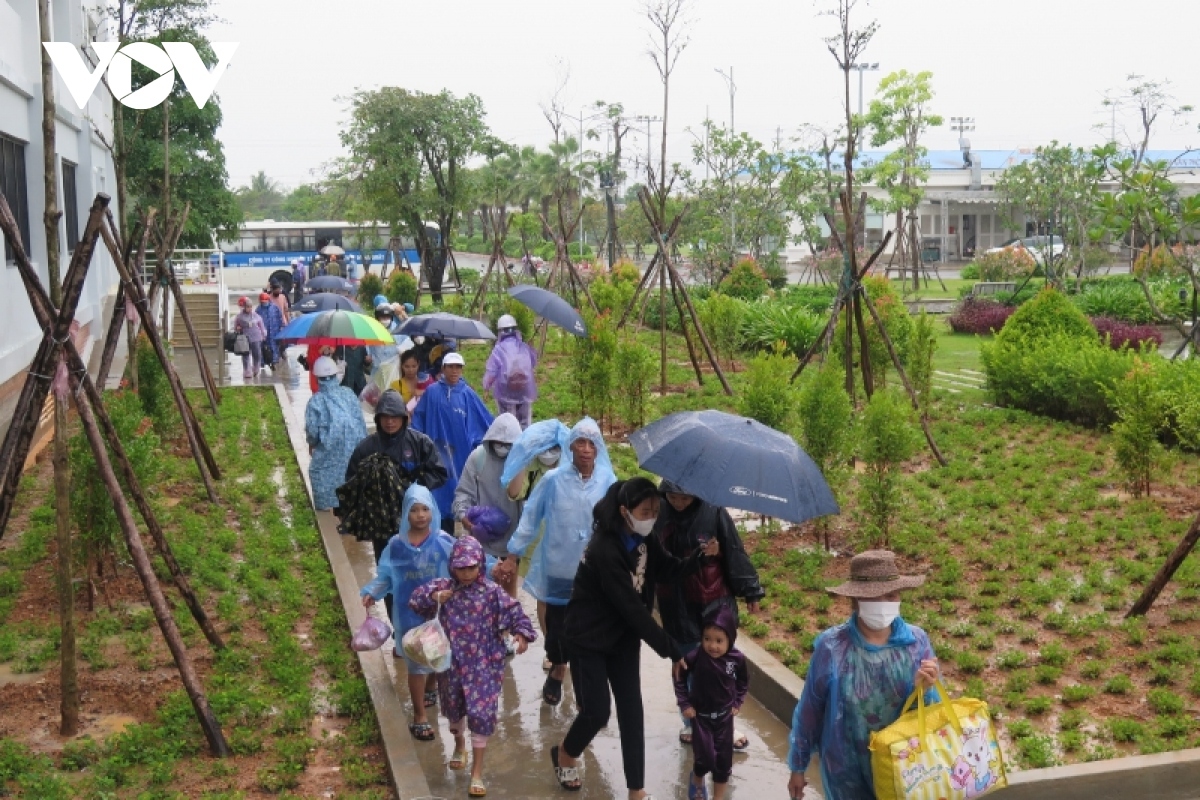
left=246, top=346, right=803, bottom=799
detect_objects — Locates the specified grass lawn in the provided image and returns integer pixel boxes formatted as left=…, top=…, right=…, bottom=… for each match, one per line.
left=0, top=387, right=391, bottom=799
left=466, top=312, right=1200, bottom=771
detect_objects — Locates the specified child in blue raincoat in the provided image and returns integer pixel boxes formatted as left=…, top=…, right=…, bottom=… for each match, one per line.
left=507, top=417, right=616, bottom=706
left=304, top=356, right=367, bottom=511
left=360, top=484, right=455, bottom=742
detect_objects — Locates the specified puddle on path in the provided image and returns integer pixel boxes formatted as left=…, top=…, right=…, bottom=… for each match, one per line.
left=0, top=663, right=45, bottom=687
left=89, top=713, right=139, bottom=737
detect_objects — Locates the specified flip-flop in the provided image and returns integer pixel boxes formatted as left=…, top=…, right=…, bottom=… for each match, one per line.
left=688, top=778, right=709, bottom=800
left=408, top=721, right=435, bottom=741
left=550, top=745, right=581, bottom=792
left=448, top=747, right=469, bottom=770
left=733, top=729, right=749, bottom=751
left=542, top=675, right=563, bottom=706
left=469, top=778, right=487, bottom=796
left=424, top=690, right=439, bottom=707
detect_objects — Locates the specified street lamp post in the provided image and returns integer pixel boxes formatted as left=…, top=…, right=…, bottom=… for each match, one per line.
left=849, top=62, right=879, bottom=118
left=563, top=107, right=608, bottom=261
left=715, top=66, right=737, bottom=263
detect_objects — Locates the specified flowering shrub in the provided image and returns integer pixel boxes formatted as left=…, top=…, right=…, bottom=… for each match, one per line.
left=1090, top=316, right=1164, bottom=351
left=948, top=298, right=1015, bottom=335
left=969, top=248, right=1036, bottom=282
left=1133, top=245, right=1181, bottom=279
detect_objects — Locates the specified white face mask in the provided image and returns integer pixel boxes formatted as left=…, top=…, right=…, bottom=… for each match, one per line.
left=624, top=511, right=656, bottom=537
left=537, top=449, right=560, bottom=466
left=858, top=601, right=901, bottom=631
left=491, top=443, right=512, bottom=458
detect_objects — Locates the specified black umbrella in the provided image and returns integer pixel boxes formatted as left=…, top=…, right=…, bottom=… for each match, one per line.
left=306, top=275, right=354, bottom=294
left=269, top=269, right=294, bottom=294
left=629, top=410, right=839, bottom=524
left=398, top=312, right=496, bottom=341
left=294, top=293, right=362, bottom=314
left=507, top=285, right=587, bottom=337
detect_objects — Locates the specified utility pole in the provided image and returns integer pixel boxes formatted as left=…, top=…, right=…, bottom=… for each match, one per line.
left=634, top=115, right=662, bottom=185
left=715, top=67, right=737, bottom=264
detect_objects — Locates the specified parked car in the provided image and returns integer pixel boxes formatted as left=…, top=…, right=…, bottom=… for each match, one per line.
left=986, top=235, right=1065, bottom=266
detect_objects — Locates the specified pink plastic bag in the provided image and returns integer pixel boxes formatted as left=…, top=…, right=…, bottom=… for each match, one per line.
left=351, top=615, right=393, bottom=652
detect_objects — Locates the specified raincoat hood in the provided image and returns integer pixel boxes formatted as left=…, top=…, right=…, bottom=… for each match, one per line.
left=450, top=535, right=485, bottom=569
left=568, top=417, right=613, bottom=478
left=374, top=389, right=410, bottom=430
left=704, top=603, right=739, bottom=647
left=499, top=419, right=572, bottom=487
left=658, top=479, right=688, bottom=496
left=316, top=374, right=341, bottom=391
left=482, top=413, right=522, bottom=445
left=399, top=484, right=441, bottom=539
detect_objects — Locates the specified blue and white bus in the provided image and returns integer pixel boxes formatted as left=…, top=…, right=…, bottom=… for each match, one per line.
left=216, top=220, right=437, bottom=287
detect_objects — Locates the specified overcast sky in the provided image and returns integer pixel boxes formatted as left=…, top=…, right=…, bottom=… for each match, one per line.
left=206, top=0, right=1200, bottom=190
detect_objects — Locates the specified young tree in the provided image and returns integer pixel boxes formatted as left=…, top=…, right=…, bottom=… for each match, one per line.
left=865, top=70, right=942, bottom=289
left=1101, top=75, right=1196, bottom=170
left=995, top=143, right=1113, bottom=287
left=857, top=388, right=918, bottom=546
left=339, top=88, right=493, bottom=301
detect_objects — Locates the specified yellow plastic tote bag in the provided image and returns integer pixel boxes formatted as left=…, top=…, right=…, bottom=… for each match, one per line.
left=869, top=680, right=1007, bottom=800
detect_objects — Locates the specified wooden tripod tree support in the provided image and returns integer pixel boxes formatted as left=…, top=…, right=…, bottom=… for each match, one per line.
left=147, top=205, right=220, bottom=414
left=97, top=217, right=222, bottom=501
left=1128, top=513, right=1200, bottom=617
left=616, top=185, right=733, bottom=397
left=469, top=208, right=516, bottom=316
left=0, top=194, right=229, bottom=754
left=788, top=196, right=947, bottom=467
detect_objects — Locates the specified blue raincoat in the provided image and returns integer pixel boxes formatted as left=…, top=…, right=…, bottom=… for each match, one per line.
left=256, top=300, right=285, bottom=361
left=788, top=615, right=938, bottom=800
left=499, top=419, right=571, bottom=488
left=304, top=374, right=368, bottom=510
left=507, top=418, right=616, bottom=605
left=410, top=376, right=494, bottom=520
left=359, top=485, right=455, bottom=634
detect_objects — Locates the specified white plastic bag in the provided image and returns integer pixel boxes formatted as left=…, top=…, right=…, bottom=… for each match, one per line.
left=400, top=603, right=452, bottom=672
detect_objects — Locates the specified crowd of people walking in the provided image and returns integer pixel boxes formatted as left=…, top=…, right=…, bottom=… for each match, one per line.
left=288, top=312, right=942, bottom=800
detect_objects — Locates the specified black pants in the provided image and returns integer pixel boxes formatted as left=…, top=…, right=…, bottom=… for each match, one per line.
left=543, top=603, right=571, bottom=667
left=563, top=636, right=645, bottom=790
left=692, top=710, right=734, bottom=783
left=371, top=538, right=393, bottom=622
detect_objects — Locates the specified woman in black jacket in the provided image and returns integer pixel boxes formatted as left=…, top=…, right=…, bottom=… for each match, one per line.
left=551, top=478, right=718, bottom=799
left=654, top=479, right=765, bottom=748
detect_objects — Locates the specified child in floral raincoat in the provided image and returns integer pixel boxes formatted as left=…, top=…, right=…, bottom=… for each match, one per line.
left=409, top=536, right=537, bottom=797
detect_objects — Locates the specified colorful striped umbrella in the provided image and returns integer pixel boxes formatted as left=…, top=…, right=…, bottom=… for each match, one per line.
left=276, top=310, right=394, bottom=346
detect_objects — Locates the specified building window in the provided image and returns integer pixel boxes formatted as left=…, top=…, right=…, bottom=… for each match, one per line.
left=63, top=160, right=80, bottom=252
left=0, top=134, right=31, bottom=265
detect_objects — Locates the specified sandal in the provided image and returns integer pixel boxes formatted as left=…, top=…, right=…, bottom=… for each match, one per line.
left=542, top=657, right=553, bottom=672
left=550, top=745, right=581, bottom=791
left=688, top=778, right=709, bottom=800
left=424, top=690, right=439, bottom=707
left=679, top=724, right=693, bottom=745
left=448, top=747, right=469, bottom=770
left=542, top=675, right=563, bottom=706
left=469, top=777, right=487, bottom=796
left=732, top=729, right=749, bottom=751
left=408, top=721, right=435, bottom=741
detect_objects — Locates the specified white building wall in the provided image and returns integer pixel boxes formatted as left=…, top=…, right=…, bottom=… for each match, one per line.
left=0, top=0, right=120, bottom=389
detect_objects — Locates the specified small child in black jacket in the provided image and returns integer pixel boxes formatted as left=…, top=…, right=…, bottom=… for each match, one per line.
left=674, top=604, right=750, bottom=800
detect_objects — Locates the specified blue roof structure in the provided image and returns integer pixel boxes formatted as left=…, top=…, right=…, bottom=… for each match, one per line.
left=839, top=149, right=1200, bottom=171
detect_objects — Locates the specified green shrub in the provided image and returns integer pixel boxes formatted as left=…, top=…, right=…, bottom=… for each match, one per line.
left=718, top=258, right=770, bottom=301
left=356, top=273, right=384, bottom=307
left=384, top=270, right=418, bottom=305
left=832, top=276, right=915, bottom=390
left=779, top=284, right=839, bottom=314
left=1110, top=359, right=1166, bottom=496
left=740, top=302, right=824, bottom=359
left=133, top=332, right=173, bottom=432
left=484, top=297, right=536, bottom=342
left=1147, top=688, right=1186, bottom=715
left=697, top=293, right=747, bottom=367
left=797, top=362, right=853, bottom=477
left=641, top=290, right=684, bottom=333
left=1073, top=280, right=1155, bottom=324
left=1109, top=718, right=1145, bottom=743
left=571, top=310, right=617, bottom=427
left=761, top=252, right=789, bottom=290
left=995, top=287, right=1098, bottom=348
left=1104, top=674, right=1134, bottom=694
left=959, top=263, right=980, bottom=280
left=614, top=339, right=656, bottom=428
left=1159, top=358, right=1200, bottom=451
left=738, top=349, right=796, bottom=431
left=590, top=272, right=637, bottom=316
left=857, top=389, right=919, bottom=546
left=907, top=311, right=938, bottom=410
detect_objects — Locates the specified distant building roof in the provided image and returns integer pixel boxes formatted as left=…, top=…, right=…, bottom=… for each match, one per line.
left=843, top=149, right=1200, bottom=171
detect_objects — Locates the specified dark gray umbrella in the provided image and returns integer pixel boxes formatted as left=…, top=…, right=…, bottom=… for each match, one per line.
left=294, top=293, right=361, bottom=314
left=629, top=410, right=840, bottom=524
left=398, top=312, right=496, bottom=341
left=306, top=275, right=354, bottom=294
left=507, top=285, right=587, bottom=337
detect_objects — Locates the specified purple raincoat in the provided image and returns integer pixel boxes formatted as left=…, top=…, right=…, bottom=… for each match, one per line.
left=409, top=537, right=538, bottom=736
left=482, top=331, right=538, bottom=404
